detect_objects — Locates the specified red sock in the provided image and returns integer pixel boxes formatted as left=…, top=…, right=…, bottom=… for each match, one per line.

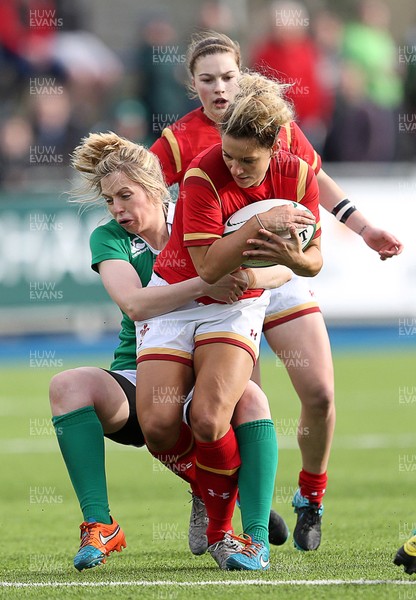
left=148, top=422, right=201, bottom=497
left=299, top=469, right=327, bottom=506
left=195, top=427, right=241, bottom=545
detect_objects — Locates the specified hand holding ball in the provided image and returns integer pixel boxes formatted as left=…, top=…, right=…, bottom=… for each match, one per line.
left=223, top=199, right=316, bottom=267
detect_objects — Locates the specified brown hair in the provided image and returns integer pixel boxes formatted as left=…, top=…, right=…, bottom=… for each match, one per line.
left=70, top=131, right=168, bottom=207
left=218, top=72, right=294, bottom=148
left=186, top=30, right=241, bottom=96
left=187, top=30, right=241, bottom=75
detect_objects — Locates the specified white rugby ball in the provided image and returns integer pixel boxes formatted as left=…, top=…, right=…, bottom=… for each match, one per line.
left=223, top=199, right=316, bottom=267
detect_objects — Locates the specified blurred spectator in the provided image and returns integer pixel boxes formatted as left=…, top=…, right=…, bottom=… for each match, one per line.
left=21, top=85, right=86, bottom=186
left=341, top=0, right=403, bottom=111
left=250, top=0, right=334, bottom=152
left=324, top=0, right=404, bottom=161
left=112, top=99, right=154, bottom=147
left=0, top=0, right=125, bottom=191
left=51, top=30, right=123, bottom=128
left=399, top=27, right=416, bottom=158
left=30, top=86, right=84, bottom=158
left=131, top=12, right=190, bottom=144
left=311, top=9, right=344, bottom=103
left=323, top=61, right=396, bottom=162
left=0, top=115, right=34, bottom=190
left=403, top=30, right=416, bottom=113
left=0, top=0, right=67, bottom=105
left=197, top=1, right=237, bottom=35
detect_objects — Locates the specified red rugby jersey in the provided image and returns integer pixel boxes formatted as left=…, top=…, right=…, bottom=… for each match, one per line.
left=150, top=108, right=220, bottom=186
left=154, top=144, right=321, bottom=304
left=150, top=108, right=321, bottom=186
left=279, top=122, right=321, bottom=174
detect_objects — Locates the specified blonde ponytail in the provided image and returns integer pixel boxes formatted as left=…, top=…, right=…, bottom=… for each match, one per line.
left=219, top=71, right=294, bottom=148
left=70, top=131, right=168, bottom=207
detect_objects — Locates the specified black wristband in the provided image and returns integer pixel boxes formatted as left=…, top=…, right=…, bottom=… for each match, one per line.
left=331, top=198, right=350, bottom=217
left=340, top=206, right=357, bottom=223
left=332, top=198, right=357, bottom=223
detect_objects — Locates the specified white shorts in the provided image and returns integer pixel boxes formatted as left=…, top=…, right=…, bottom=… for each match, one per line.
left=136, top=275, right=270, bottom=366
left=263, top=274, right=320, bottom=331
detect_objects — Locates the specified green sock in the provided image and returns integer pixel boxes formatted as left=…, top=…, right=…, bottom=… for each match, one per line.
left=235, top=419, right=278, bottom=548
left=52, top=406, right=111, bottom=524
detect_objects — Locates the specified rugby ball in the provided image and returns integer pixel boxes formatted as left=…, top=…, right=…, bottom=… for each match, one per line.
left=223, top=199, right=316, bottom=267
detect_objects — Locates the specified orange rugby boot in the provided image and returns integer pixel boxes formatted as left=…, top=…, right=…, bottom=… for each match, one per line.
left=74, top=518, right=126, bottom=571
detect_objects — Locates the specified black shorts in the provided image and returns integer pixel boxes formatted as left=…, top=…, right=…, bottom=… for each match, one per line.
left=102, top=369, right=145, bottom=448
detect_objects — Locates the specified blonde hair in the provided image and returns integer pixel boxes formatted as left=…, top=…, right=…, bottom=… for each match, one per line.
left=186, top=30, right=241, bottom=96
left=70, top=131, right=168, bottom=207
left=218, top=72, right=294, bottom=148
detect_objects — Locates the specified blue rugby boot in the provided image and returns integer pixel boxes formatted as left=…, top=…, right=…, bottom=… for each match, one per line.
left=225, top=534, right=270, bottom=571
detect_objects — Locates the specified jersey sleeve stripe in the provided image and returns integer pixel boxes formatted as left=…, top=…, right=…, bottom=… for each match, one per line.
left=296, top=158, right=308, bottom=202
left=184, top=232, right=222, bottom=241
left=183, top=167, right=222, bottom=207
left=311, top=150, right=318, bottom=172
left=284, top=122, right=292, bottom=149
left=162, top=128, right=182, bottom=173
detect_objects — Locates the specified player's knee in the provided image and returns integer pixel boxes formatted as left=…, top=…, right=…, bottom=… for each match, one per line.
left=301, top=382, right=334, bottom=414
left=190, top=407, right=224, bottom=442
left=140, top=413, right=180, bottom=449
left=49, top=369, right=91, bottom=414
left=49, top=370, right=72, bottom=410
left=235, top=381, right=270, bottom=423
left=240, top=380, right=262, bottom=404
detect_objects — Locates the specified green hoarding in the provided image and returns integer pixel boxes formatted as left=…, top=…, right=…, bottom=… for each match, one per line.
left=0, top=193, right=118, bottom=335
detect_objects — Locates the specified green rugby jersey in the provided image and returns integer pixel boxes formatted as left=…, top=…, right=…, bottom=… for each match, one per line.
left=90, top=218, right=157, bottom=371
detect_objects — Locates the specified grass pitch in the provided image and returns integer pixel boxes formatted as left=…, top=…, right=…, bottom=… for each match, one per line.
left=0, top=349, right=415, bottom=599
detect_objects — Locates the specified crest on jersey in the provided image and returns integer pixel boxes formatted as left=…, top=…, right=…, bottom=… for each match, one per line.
left=131, top=237, right=148, bottom=257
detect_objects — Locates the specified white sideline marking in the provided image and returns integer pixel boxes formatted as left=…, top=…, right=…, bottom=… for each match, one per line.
left=1, top=580, right=416, bottom=588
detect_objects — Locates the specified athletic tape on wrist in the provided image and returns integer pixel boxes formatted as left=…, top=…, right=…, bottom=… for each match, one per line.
left=331, top=198, right=357, bottom=223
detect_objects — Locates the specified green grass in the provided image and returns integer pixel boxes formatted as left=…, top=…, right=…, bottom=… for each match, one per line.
left=1, top=350, right=416, bottom=599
